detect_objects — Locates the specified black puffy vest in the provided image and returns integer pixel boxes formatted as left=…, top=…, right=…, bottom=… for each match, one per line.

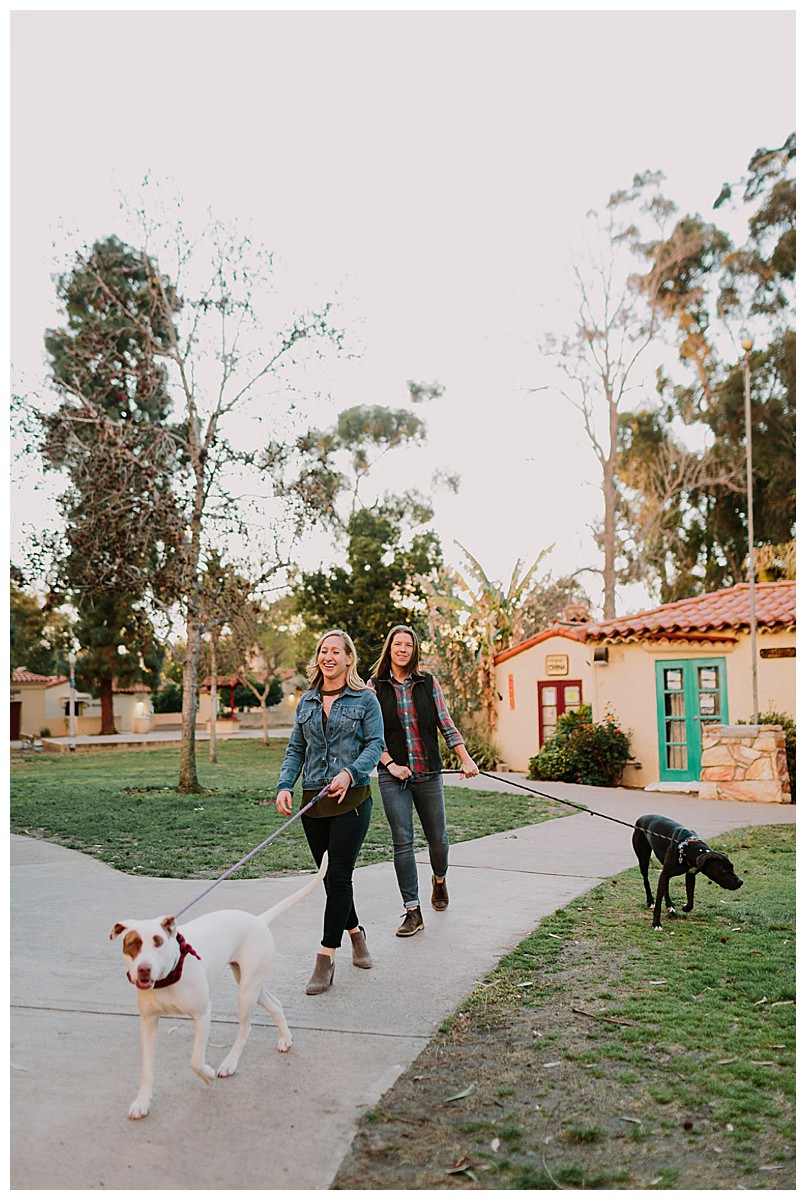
left=372, top=672, right=442, bottom=772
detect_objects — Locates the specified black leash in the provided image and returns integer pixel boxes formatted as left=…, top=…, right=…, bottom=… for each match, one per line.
left=440, top=769, right=680, bottom=845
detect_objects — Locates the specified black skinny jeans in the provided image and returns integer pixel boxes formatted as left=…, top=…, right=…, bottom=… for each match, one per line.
left=301, top=797, right=372, bottom=948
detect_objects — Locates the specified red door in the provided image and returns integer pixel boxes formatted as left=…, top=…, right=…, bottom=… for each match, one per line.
left=537, top=680, right=583, bottom=747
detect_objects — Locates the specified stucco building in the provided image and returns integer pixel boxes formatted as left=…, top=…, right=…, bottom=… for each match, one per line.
left=494, top=582, right=795, bottom=790
left=10, top=669, right=152, bottom=739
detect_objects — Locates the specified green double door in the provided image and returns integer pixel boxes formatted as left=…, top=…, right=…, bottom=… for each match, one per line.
left=655, top=658, right=728, bottom=783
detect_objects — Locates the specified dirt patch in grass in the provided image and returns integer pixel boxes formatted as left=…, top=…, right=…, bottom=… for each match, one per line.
left=333, top=831, right=795, bottom=1191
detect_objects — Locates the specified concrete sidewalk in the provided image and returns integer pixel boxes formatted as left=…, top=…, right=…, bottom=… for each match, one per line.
left=11, top=779, right=795, bottom=1190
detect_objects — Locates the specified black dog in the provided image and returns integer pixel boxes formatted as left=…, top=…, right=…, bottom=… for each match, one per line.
left=632, top=813, right=743, bottom=931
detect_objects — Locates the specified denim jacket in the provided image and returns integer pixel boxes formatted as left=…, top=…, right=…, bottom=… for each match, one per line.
left=276, top=686, right=385, bottom=794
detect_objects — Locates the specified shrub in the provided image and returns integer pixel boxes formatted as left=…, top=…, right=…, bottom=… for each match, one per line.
left=152, top=681, right=183, bottom=713
left=233, top=677, right=284, bottom=710
left=528, top=704, right=632, bottom=787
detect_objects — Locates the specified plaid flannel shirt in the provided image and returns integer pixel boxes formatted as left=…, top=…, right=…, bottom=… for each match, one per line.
left=383, top=675, right=464, bottom=778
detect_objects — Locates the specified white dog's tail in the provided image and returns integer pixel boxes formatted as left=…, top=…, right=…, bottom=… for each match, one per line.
left=261, top=852, right=328, bottom=926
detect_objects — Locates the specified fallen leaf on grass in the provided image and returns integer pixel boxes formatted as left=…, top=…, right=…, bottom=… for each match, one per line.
left=753, top=996, right=768, bottom=1006
left=446, top=1156, right=489, bottom=1180
left=759, top=1165, right=785, bottom=1171
left=749, top=1060, right=777, bottom=1066
left=490, top=1137, right=500, bottom=1152
left=542, top=1061, right=562, bottom=1069
left=444, top=1084, right=476, bottom=1104
left=619, top=1116, right=642, bottom=1124
left=717, top=1057, right=738, bottom=1065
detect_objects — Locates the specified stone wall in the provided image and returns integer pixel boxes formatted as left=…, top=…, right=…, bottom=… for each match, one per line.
left=700, top=724, right=792, bottom=803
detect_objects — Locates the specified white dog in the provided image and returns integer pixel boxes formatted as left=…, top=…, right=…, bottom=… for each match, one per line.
left=110, top=854, right=327, bottom=1120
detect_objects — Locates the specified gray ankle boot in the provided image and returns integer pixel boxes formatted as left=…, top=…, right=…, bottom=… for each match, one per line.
left=350, top=926, right=372, bottom=969
left=305, top=952, right=335, bottom=994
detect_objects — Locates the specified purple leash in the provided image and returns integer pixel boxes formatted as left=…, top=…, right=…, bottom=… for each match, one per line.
left=173, top=784, right=330, bottom=919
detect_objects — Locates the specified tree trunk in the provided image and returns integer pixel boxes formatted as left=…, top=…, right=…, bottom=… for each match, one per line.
left=178, top=411, right=206, bottom=793
left=261, top=700, right=269, bottom=746
left=209, top=632, right=219, bottom=764
left=602, top=390, right=619, bottom=620
left=480, top=648, right=498, bottom=738
left=99, top=678, right=117, bottom=736
left=179, top=612, right=203, bottom=792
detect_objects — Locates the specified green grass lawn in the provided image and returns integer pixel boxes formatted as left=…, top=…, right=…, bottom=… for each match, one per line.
left=10, top=739, right=573, bottom=877
left=335, top=823, right=795, bottom=1190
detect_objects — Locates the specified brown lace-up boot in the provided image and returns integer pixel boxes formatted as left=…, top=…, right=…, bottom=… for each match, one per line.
left=396, top=906, right=425, bottom=937
left=431, top=875, right=449, bottom=910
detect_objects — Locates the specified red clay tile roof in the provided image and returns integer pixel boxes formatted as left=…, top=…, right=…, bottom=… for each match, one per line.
left=13, top=670, right=155, bottom=694
left=199, top=675, right=242, bottom=690
left=585, top=582, right=795, bottom=642
left=11, top=670, right=67, bottom=686
left=494, top=624, right=588, bottom=665
left=494, top=582, right=795, bottom=662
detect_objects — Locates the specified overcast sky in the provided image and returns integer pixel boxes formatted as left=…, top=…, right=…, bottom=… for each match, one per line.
left=9, top=6, right=796, bottom=616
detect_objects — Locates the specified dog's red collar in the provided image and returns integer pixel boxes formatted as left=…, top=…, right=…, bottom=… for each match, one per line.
left=128, top=932, right=201, bottom=989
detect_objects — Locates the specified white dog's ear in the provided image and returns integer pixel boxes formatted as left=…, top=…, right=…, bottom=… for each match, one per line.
left=161, top=916, right=177, bottom=937
left=110, top=922, right=128, bottom=941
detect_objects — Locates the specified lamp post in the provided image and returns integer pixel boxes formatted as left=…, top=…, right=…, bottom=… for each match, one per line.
left=742, top=336, right=759, bottom=725
left=67, top=650, right=77, bottom=753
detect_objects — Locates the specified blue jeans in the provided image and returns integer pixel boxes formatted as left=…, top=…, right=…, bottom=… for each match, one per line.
left=378, top=769, right=449, bottom=908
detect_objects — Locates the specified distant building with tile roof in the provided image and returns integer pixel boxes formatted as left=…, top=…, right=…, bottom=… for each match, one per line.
left=10, top=669, right=154, bottom=740
left=493, top=582, right=795, bottom=792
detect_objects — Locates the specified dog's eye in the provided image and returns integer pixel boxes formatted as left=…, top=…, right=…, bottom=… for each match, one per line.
left=153, top=936, right=163, bottom=947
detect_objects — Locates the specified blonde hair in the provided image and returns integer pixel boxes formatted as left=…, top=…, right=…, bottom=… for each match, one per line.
left=307, top=629, right=366, bottom=691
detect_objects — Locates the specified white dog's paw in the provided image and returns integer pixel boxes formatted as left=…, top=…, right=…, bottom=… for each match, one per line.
left=667, top=906, right=676, bottom=916
left=216, top=1058, right=238, bottom=1078
left=277, top=1034, right=292, bottom=1053
left=128, top=1096, right=151, bottom=1120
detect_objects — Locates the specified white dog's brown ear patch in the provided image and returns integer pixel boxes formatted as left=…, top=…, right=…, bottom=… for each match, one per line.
left=110, top=922, right=128, bottom=941
left=161, top=916, right=177, bottom=937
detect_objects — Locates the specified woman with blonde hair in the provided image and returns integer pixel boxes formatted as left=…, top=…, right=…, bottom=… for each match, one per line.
left=369, top=624, right=478, bottom=937
left=276, top=630, right=384, bottom=994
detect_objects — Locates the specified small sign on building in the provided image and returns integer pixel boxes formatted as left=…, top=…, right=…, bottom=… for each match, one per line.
left=545, top=654, right=569, bottom=677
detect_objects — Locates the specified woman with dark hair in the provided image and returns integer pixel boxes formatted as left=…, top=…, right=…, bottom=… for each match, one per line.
left=276, top=630, right=384, bottom=994
left=369, top=625, right=478, bottom=937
